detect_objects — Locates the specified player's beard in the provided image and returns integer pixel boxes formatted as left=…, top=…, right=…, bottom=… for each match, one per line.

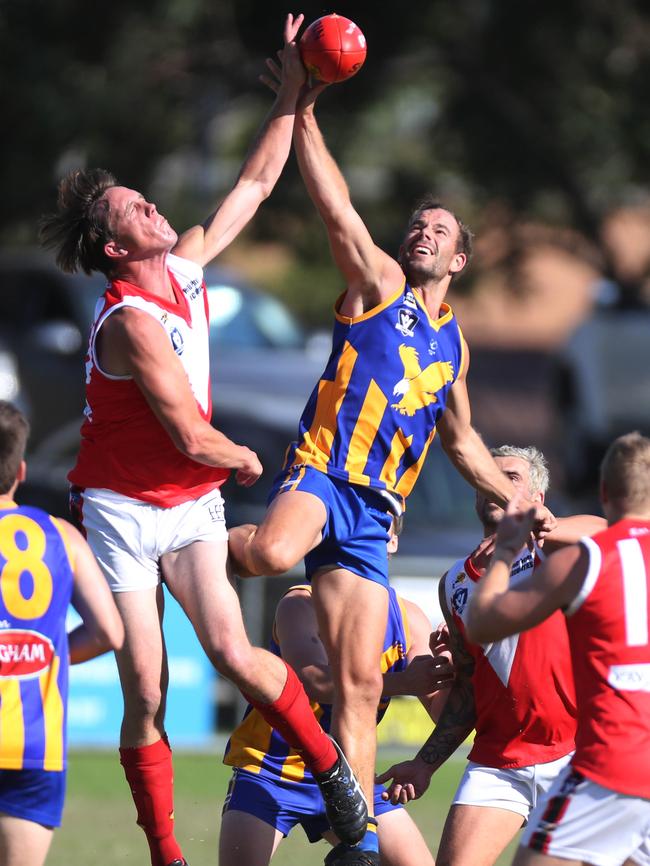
left=403, top=249, right=453, bottom=287
left=406, top=257, right=441, bottom=283
left=478, top=500, right=504, bottom=534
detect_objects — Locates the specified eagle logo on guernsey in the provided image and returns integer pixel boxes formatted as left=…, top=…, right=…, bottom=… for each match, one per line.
left=0, top=629, right=55, bottom=680
left=391, top=345, right=455, bottom=416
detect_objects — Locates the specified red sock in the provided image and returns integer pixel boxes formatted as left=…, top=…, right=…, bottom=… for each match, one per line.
left=246, top=661, right=337, bottom=774
left=119, top=736, right=184, bottom=866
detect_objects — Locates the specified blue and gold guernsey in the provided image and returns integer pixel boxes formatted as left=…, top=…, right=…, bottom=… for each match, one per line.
left=285, top=281, right=465, bottom=502
left=0, top=501, right=74, bottom=771
left=223, top=585, right=410, bottom=783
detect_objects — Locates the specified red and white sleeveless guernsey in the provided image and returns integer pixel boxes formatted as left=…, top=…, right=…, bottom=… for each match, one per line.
left=565, top=519, right=650, bottom=798
left=445, top=545, right=577, bottom=768
left=68, top=253, right=229, bottom=507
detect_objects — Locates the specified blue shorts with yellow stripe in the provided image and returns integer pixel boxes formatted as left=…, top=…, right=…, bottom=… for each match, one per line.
left=0, top=768, right=66, bottom=827
left=268, top=465, right=394, bottom=586
left=222, top=767, right=401, bottom=842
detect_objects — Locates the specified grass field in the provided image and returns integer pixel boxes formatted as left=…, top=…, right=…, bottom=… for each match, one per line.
left=48, top=749, right=520, bottom=865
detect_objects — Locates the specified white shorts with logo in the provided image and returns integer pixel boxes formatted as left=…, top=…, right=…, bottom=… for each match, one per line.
left=77, top=486, right=228, bottom=592
left=452, top=753, right=573, bottom=822
left=521, top=765, right=650, bottom=866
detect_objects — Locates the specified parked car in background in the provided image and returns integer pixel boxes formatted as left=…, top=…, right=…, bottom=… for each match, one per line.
left=0, top=249, right=322, bottom=445
left=550, top=304, right=650, bottom=497
left=0, top=250, right=100, bottom=446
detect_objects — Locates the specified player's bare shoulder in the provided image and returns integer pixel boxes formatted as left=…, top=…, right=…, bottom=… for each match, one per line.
left=341, top=246, right=404, bottom=314
left=98, top=305, right=173, bottom=376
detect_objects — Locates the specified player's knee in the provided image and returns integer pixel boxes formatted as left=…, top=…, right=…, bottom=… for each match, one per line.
left=250, top=533, right=297, bottom=576
left=123, top=683, right=165, bottom=724
left=209, top=643, right=254, bottom=683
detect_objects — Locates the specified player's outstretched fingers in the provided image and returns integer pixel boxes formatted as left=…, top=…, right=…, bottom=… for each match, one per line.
left=284, top=12, right=305, bottom=44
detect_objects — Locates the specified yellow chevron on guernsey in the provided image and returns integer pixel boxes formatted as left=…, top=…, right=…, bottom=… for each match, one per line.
left=298, top=341, right=360, bottom=470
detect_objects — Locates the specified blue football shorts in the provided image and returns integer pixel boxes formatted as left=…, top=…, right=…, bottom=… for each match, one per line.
left=0, top=768, right=66, bottom=827
left=268, top=465, right=394, bottom=586
left=222, top=767, right=401, bottom=842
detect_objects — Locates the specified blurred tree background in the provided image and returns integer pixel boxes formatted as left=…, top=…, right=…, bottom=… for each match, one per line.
left=1, top=0, right=649, bottom=326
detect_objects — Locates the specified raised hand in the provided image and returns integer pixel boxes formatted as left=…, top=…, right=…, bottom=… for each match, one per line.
left=259, top=13, right=307, bottom=96
left=394, top=654, right=455, bottom=696
left=494, top=494, right=538, bottom=557
left=429, top=621, right=451, bottom=658
left=529, top=501, right=557, bottom=540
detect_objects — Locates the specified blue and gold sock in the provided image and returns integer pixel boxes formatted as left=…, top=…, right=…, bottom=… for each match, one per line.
left=357, top=817, right=379, bottom=853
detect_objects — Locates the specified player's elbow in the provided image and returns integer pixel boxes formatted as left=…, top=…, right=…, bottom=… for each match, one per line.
left=256, top=177, right=275, bottom=202
left=437, top=425, right=464, bottom=461
left=110, top=618, right=125, bottom=651
left=236, top=174, right=274, bottom=208
left=441, top=430, right=474, bottom=468
left=97, top=616, right=125, bottom=654
left=174, top=422, right=210, bottom=462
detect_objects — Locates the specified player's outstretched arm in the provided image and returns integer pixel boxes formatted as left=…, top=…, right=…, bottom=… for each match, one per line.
left=292, top=88, right=403, bottom=307
left=437, top=345, right=555, bottom=537
left=437, top=344, right=515, bottom=508
left=541, top=513, right=607, bottom=553
left=57, top=520, right=124, bottom=664
left=174, top=14, right=306, bottom=267
left=376, top=578, right=476, bottom=804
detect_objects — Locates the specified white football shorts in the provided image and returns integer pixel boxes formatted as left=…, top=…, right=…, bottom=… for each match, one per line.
left=521, top=765, right=650, bottom=866
left=452, top=753, right=573, bottom=821
left=77, top=486, right=228, bottom=592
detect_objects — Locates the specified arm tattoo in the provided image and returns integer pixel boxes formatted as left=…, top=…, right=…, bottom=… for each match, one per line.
left=417, top=677, right=476, bottom=767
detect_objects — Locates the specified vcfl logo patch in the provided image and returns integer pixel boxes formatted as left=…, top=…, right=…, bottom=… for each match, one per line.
left=395, top=308, right=419, bottom=337
left=169, top=327, right=184, bottom=355
left=452, top=586, right=469, bottom=616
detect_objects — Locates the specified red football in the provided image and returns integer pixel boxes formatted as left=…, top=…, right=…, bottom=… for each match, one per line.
left=299, top=14, right=367, bottom=84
